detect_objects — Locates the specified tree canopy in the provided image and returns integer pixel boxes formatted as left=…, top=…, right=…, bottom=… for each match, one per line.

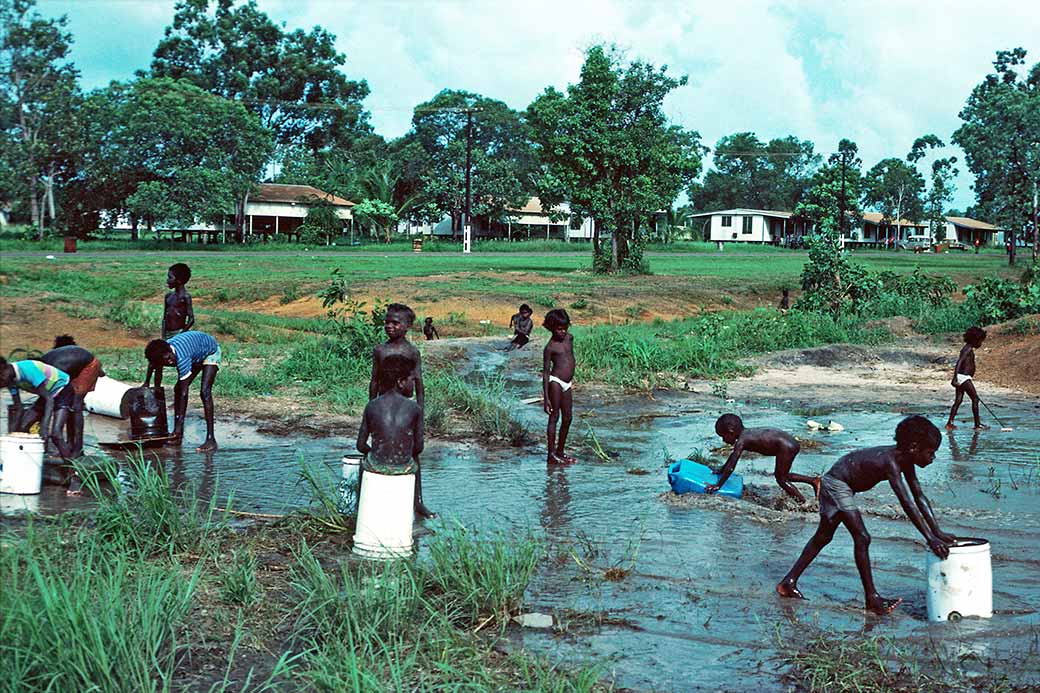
left=795, top=139, right=863, bottom=239
left=862, top=157, right=925, bottom=232
left=528, top=44, right=703, bottom=272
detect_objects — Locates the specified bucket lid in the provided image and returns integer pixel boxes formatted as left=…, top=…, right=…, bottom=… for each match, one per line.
left=948, top=537, right=990, bottom=553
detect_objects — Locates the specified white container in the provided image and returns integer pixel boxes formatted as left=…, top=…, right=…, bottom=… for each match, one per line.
left=341, top=455, right=362, bottom=513
left=0, top=493, right=40, bottom=515
left=84, top=376, right=134, bottom=418
left=927, top=538, right=993, bottom=622
left=0, top=434, right=45, bottom=495
left=352, top=470, right=415, bottom=560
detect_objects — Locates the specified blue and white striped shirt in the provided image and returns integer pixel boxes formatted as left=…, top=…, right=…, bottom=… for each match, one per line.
left=168, top=331, right=219, bottom=380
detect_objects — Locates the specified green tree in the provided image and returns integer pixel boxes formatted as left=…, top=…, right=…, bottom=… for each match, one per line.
left=0, top=0, right=80, bottom=237
left=689, top=132, right=818, bottom=212
left=299, top=198, right=342, bottom=245
left=73, top=77, right=272, bottom=239
left=862, top=158, right=925, bottom=239
left=795, top=139, right=863, bottom=240
left=528, top=44, right=703, bottom=273
left=953, top=48, right=1040, bottom=265
left=908, top=135, right=958, bottom=242
left=352, top=198, right=398, bottom=243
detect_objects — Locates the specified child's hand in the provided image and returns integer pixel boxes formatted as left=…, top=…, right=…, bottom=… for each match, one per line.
left=934, top=530, right=956, bottom=543
left=927, top=535, right=950, bottom=559
left=704, top=483, right=720, bottom=494
left=543, top=400, right=552, bottom=415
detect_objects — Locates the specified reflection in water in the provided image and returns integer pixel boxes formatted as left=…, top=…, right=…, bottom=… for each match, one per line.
left=947, top=429, right=980, bottom=462
left=541, top=466, right=571, bottom=530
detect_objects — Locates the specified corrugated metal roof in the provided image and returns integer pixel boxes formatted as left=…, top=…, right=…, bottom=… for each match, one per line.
left=687, top=208, right=792, bottom=218
left=946, top=216, right=1001, bottom=231
left=253, top=184, right=354, bottom=207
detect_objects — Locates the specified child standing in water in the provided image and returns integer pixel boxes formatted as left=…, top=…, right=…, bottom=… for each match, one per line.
left=945, top=326, right=988, bottom=430
left=369, top=303, right=433, bottom=518
left=542, top=308, right=576, bottom=465
left=163, top=263, right=195, bottom=339
left=706, top=414, right=820, bottom=503
left=777, top=415, right=953, bottom=615
left=422, top=317, right=439, bottom=340
left=144, top=331, right=220, bottom=451
left=506, top=303, right=534, bottom=350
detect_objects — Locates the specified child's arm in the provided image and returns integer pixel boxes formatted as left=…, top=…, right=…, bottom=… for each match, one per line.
left=888, top=471, right=950, bottom=558
left=412, top=407, right=424, bottom=459
left=183, top=293, right=195, bottom=330
left=143, top=362, right=156, bottom=388
left=32, top=385, right=55, bottom=442
left=542, top=344, right=552, bottom=414
left=904, top=468, right=955, bottom=542
left=161, top=297, right=169, bottom=340
left=432, top=326, right=439, bottom=339
left=413, top=355, right=424, bottom=412
left=356, top=409, right=371, bottom=455
left=706, top=441, right=744, bottom=493
left=951, top=345, right=970, bottom=384
left=368, top=350, right=379, bottom=400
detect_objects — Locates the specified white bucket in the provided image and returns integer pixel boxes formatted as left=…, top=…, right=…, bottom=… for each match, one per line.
left=352, top=470, right=415, bottom=560
left=84, top=376, right=134, bottom=418
left=926, top=538, right=993, bottom=622
left=341, top=455, right=362, bottom=513
left=0, top=492, right=40, bottom=515
left=0, top=434, right=45, bottom=495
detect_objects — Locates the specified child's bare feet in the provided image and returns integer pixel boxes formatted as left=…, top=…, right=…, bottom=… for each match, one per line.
left=865, top=596, right=902, bottom=614
left=811, top=476, right=822, bottom=498
left=776, top=580, right=805, bottom=600
left=974, top=424, right=990, bottom=430
left=945, top=423, right=957, bottom=430
left=547, top=453, right=575, bottom=466
left=414, top=502, right=437, bottom=520
left=196, top=439, right=218, bottom=452
left=65, top=473, right=83, bottom=496
left=558, top=452, right=577, bottom=464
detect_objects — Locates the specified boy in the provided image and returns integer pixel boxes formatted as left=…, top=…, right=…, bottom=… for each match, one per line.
left=945, top=326, right=988, bottom=430
left=778, top=288, right=790, bottom=314
left=776, top=415, right=954, bottom=614
left=706, top=414, right=820, bottom=503
left=39, top=336, right=103, bottom=458
left=357, top=353, right=434, bottom=519
left=542, top=308, right=576, bottom=465
left=506, top=304, right=534, bottom=351
left=163, top=262, right=195, bottom=339
left=423, top=316, right=439, bottom=340
left=144, top=330, right=220, bottom=451
left=1, top=357, right=74, bottom=459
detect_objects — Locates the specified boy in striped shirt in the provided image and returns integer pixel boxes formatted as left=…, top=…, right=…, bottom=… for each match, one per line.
left=1, top=357, right=74, bottom=459
left=144, top=331, right=221, bottom=451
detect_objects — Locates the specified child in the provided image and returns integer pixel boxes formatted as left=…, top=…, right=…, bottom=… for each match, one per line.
left=369, top=304, right=431, bottom=517
left=945, top=326, right=988, bottom=430
left=423, top=316, right=439, bottom=340
left=706, top=414, right=820, bottom=503
left=542, top=308, right=576, bottom=465
left=163, top=262, right=195, bottom=339
left=144, top=331, right=220, bottom=451
left=506, top=303, right=534, bottom=350
left=357, top=353, right=434, bottom=519
left=39, top=336, right=103, bottom=458
left=1, top=357, right=74, bottom=460
left=778, top=288, right=790, bottom=314
left=776, top=415, right=953, bottom=614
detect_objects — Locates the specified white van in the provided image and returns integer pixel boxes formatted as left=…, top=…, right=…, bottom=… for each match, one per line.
left=899, top=234, right=934, bottom=252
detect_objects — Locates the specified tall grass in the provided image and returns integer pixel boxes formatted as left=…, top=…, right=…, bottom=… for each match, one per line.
left=0, top=524, right=199, bottom=692
left=425, top=371, right=529, bottom=445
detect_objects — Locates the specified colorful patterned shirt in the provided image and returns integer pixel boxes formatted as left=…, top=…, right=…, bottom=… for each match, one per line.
left=8, top=360, right=69, bottom=397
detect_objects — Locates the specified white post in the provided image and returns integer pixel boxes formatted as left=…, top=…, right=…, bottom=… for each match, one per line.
left=463, top=224, right=472, bottom=253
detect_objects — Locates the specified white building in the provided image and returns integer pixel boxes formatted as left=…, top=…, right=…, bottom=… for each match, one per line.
left=688, top=208, right=812, bottom=244
left=403, top=197, right=595, bottom=241
left=942, top=216, right=1004, bottom=247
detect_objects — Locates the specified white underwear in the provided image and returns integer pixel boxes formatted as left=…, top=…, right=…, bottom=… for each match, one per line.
left=548, top=375, right=573, bottom=392
left=956, top=374, right=973, bottom=385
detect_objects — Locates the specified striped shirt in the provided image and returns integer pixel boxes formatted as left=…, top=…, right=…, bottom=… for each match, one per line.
left=168, top=331, right=219, bottom=380
left=8, top=360, right=69, bottom=397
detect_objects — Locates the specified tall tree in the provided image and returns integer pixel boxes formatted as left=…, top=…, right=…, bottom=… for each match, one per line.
left=0, top=0, right=80, bottom=237
left=71, top=78, right=272, bottom=238
left=528, top=44, right=703, bottom=272
left=862, top=158, right=925, bottom=240
left=795, top=139, right=863, bottom=240
left=953, top=48, right=1040, bottom=265
left=400, top=89, right=536, bottom=237
left=688, top=132, right=818, bottom=212
left=908, top=135, right=958, bottom=241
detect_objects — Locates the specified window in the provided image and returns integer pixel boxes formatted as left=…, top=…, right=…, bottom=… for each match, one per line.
left=742, top=216, right=753, bottom=234
left=721, top=215, right=732, bottom=227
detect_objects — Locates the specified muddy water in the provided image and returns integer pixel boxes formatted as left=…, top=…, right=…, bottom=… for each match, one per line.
left=3, top=343, right=1038, bottom=689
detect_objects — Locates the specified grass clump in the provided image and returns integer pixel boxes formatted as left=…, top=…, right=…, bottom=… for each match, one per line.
left=219, top=548, right=262, bottom=606
left=426, top=371, right=529, bottom=445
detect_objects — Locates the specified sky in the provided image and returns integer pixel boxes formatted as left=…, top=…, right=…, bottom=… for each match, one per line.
left=42, top=0, right=1040, bottom=212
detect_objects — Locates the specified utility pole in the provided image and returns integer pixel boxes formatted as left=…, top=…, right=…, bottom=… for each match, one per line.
left=464, top=109, right=473, bottom=253
left=839, top=152, right=847, bottom=245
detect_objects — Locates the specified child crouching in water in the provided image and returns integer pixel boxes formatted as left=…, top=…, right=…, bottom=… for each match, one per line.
left=542, top=308, right=576, bottom=465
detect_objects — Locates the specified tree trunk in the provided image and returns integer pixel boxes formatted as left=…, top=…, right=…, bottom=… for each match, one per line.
left=234, top=192, right=249, bottom=243
left=1033, top=182, right=1038, bottom=263
left=30, top=177, right=42, bottom=239
left=592, top=218, right=600, bottom=256
left=130, top=215, right=139, bottom=241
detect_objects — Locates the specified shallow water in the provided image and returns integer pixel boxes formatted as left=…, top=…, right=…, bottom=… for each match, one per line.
left=3, top=345, right=1038, bottom=689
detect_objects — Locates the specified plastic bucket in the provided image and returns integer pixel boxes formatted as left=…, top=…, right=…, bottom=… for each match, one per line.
left=352, top=470, right=415, bottom=560
left=0, top=434, right=45, bottom=495
left=84, top=377, right=135, bottom=418
left=926, top=538, right=992, bottom=622
left=129, top=387, right=168, bottom=439
left=0, top=493, right=40, bottom=515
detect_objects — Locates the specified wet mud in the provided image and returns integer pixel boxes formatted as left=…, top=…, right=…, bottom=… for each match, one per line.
left=2, top=339, right=1038, bottom=689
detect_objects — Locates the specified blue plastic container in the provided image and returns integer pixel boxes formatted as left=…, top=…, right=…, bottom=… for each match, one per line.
left=667, top=459, right=743, bottom=499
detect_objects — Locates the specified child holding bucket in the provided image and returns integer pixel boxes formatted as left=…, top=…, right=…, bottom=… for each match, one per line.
left=776, top=415, right=955, bottom=614
left=358, top=353, right=434, bottom=519
left=144, top=331, right=220, bottom=452
left=0, top=357, right=75, bottom=460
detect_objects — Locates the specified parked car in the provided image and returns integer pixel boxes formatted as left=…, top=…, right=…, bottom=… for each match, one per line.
left=945, top=240, right=969, bottom=251
left=899, top=234, right=934, bottom=252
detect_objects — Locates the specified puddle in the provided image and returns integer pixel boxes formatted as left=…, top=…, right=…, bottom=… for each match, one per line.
left=3, top=344, right=1039, bottom=689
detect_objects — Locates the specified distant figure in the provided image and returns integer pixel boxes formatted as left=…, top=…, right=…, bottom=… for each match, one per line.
left=974, top=238, right=980, bottom=254
left=777, top=415, right=953, bottom=615
left=506, top=303, right=534, bottom=351
left=422, top=316, right=439, bottom=341
left=0, top=357, right=74, bottom=460
left=163, top=262, right=195, bottom=339
left=357, top=353, right=434, bottom=519
left=144, top=331, right=220, bottom=451
left=945, top=326, right=988, bottom=430
left=39, top=338, right=104, bottom=458
left=542, top=308, right=576, bottom=466
left=778, top=288, right=790, bottom=314
left=707, top=414, right=820, bottom=503
left=368, top=303, right=432, bottom=518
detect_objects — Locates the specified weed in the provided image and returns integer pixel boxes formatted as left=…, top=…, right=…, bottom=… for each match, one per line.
left=711, top=378, right=730, bottom=399
left=220, top=548, right=261, bottom=606
left=426, top=371, right=528, bottom=445
left=535, top=294, right=558, bottom=308
left=280, top=283, right=302, bottom=304
left=446, top=311, right=467, bottom=325
left=570, top=297, right=590, bottom=310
